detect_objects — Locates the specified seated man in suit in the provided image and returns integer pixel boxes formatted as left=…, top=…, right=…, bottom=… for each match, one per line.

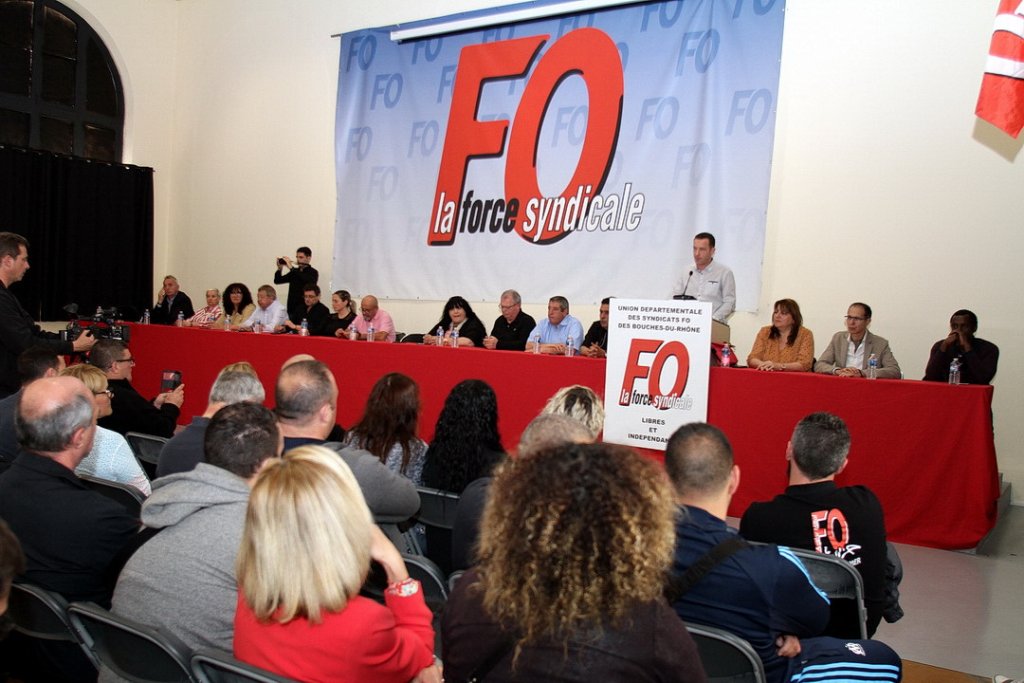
left=665, top=421, right=901, bottom=683
left=814, top=302, right=900, bottom=378
left=150, top=275, right=195, bottom=325
left=739, top=412, right=890, bottom=637
left=93, top=338, right=184, bottom=437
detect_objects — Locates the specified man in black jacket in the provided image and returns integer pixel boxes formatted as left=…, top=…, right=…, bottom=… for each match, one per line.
left=0, top=232, right=96, bottom=397
left=150, top=275, right=195, bottom=324
left=92, top=339, right=184, bottom=437
left=273, top=246, right=319, bottom=320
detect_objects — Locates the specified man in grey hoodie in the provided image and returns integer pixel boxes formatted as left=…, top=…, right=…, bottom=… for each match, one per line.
left=109, top=402, right=281, bottom=654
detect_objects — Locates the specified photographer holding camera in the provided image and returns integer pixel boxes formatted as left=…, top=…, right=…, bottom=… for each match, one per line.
left=273, top=246, right=318, bottom=320
left=0, top=232, right=96, bottom=399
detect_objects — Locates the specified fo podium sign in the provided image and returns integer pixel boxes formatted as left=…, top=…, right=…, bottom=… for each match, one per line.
left=604, top=299, right=711, bottom=451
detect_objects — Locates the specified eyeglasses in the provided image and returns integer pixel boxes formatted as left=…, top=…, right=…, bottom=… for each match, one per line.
left=499, top=304, right=517, bottom=311
left=844, top=316, right=867, bottom=322
left=113, top=357, right=135, bottom=365
left=93, top=389, right=113, bottom=398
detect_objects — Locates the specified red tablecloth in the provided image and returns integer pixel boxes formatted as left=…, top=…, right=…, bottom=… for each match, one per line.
left=125, top=324, right=998, bottom=550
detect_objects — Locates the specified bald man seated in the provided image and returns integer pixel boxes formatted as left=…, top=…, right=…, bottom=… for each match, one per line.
left=348, top=295, right=396, bottom=342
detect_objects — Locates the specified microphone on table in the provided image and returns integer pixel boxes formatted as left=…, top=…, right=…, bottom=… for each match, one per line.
left=673, top=271, right=695, bottom=301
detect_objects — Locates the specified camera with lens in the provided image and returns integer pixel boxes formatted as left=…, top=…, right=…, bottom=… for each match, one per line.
left=277, top=257, right=287, bottom=267
left=60, top=304, right=130, bottom=343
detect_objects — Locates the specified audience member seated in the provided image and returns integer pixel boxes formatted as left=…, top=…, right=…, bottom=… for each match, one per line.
left=274, top=359, right=419, bottom=520
left=814, top=302, right=901, bottom=378
left=223, top=282, right=256, bottom=328
left=92, top=339, right=184, bottom=437
left=740, top=413, right=892, bottom=637
left=923, top=308, right=999, bottom=384
left=451, top=413, right=593, bottom=572
left=746, top=298, right=815, bottom=372
left=443, top=441, right=705, bottom=682
left=61, top=363, right=151, bottom=495
left=0, top=347, right=64, bottom=467
left=540, top=384, right=605, bottom=439
left=0, top=518, right=24, bottom=615
left=283, top=283, right=331, bottom=335
left=184, top=288, right=224, bottom=327
left=241, top=284, right=288, bottom=333
left=324, top=289, right=357, bottom=337
left=482, top=289, right=536, bottom=351
left=157, top=363, right=265, bottom=477
left=112, top=403, right=281, bottom=653
left=526, top=295, right=585, bottom=355
left=344, top=372, right=427, bottom=485
left=422, top=296, right=487, bottom=347
left=233, top=446, right=440, bottom=683
left=579, top=296, right=610, bottom=358
left=349, top=295, right=396, bottom=342
left=150, top=275, right=194, bottom=325
left=421, top=380, right=505, bottom=573
left=663, top=422, right=902, bottom=683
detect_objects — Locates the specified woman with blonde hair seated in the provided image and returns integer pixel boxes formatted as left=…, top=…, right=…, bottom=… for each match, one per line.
left=60, top=364, right=151, bottom=495
left=442, top=442, right=706, bottom=682
left=185, top=289, right=224, bottom=327
left=233, top=445, right=439, bottom=683
left=746, top=298, right=815, bottom=372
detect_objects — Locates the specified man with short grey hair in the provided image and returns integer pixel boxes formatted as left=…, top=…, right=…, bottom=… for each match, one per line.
left=157, top=366, right=266, bottom=477
left=94, top=338, right=184, bottom=437
left=483, top=289, right=536, bottom=351
left=740, top=412, right=891, bottom=637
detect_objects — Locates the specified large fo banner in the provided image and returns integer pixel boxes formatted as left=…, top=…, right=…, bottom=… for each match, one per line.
left=604, top=298, right=711, bottom=450
left=334, top=0, right=785, bottom=306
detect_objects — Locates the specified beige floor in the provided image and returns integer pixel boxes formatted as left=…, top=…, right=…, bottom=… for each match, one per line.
left=879, top=505, right=1024, bottom=680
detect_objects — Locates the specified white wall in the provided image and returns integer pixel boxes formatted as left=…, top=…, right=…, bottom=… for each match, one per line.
left=71, top=0, right=1023, bottom=500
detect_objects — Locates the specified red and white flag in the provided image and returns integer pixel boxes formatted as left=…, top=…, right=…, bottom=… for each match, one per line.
left=976, top=0, right=1024, bottom=137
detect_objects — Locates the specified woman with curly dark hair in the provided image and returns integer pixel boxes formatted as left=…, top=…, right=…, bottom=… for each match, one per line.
left=223, top=282, right=256, bottom=329
left=343, top=373, right=426, bottom=484
left=442, top=442, right=706, bottom=682
left=422, top=296, right=487, bottom=347
left=422, top=380, right=504, bottom=494
left=421, top=380, right=505, bottom=573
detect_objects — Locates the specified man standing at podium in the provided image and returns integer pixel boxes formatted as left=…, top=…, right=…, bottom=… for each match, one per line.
left=673, top=232, right=736, bottom=323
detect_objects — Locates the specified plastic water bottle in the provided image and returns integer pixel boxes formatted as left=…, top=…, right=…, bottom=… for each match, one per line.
left=367, top=324, right=375, bottom=342
left=224, top=316, right=231, bottom=332
left=142, top=310, right=150, bottom=325
left=867, top=353, right=878, bottom=380
left=300, top=319, right=309, bottom=336
left=436, top=326, right=444, bottom=346
left=721, top=343, right=732, bottom=367
left=349, top=326, right=358, bottom=341
left=532, top=337, right=541, bottom=354
left=451, top=327, right=459, bottom=348
left=565, top=336, right=574, bottom=357
left=949, top=358, right=961, bottom=385
left=176, top=311, right=184, bottom=327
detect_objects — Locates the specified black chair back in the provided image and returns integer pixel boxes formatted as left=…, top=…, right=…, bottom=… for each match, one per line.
left=685, top=622, right=766, bottom=683
left=68, top=601, right=197, bottom=682
left=125, top=431, right=168, bottom=480
left=191, top=648, right=296, bottom=683
left=414, top=487, right=460, bottom=530
left=786, top=547, right=868, bottom=639
left=78, top=473, right=146, bottom=517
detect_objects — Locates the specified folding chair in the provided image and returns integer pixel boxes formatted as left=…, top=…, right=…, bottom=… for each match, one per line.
left=786, top=546, right=869, bottom=639
left=67, top=601, right=197, bottom=682
left=5, top=582, right=100, bottom=679
left=685, top=622, right=766, bottom=683
left=78, top=473, right=146, bottom=517
left=191, top=648, right=296, bottom=683
left=413, top=487, right=461, bottom=571
left=125, top=431, right=168, bottom=480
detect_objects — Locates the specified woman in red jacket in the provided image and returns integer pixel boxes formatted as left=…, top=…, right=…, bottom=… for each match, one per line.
left=233, top=445, right=440, bottom=683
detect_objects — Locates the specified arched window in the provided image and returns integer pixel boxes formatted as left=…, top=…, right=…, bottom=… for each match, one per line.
left=0, top=0, right=124, bottom=162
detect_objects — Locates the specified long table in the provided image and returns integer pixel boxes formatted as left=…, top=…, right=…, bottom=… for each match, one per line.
left=125, top=324, right=999, bottom=550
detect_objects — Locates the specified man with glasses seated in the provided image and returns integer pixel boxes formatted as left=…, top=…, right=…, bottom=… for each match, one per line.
left=92, top=339, right=184, bottom=437
left=814, top=303, right=901, bottom=379
left=483, top=289, right=536, bottom=351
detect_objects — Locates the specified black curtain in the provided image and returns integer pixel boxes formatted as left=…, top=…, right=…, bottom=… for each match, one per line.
left=0, top=144, right=153, bottom=322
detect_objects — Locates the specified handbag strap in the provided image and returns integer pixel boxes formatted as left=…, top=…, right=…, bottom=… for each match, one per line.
left=666, top=535, right=750, bottom=603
